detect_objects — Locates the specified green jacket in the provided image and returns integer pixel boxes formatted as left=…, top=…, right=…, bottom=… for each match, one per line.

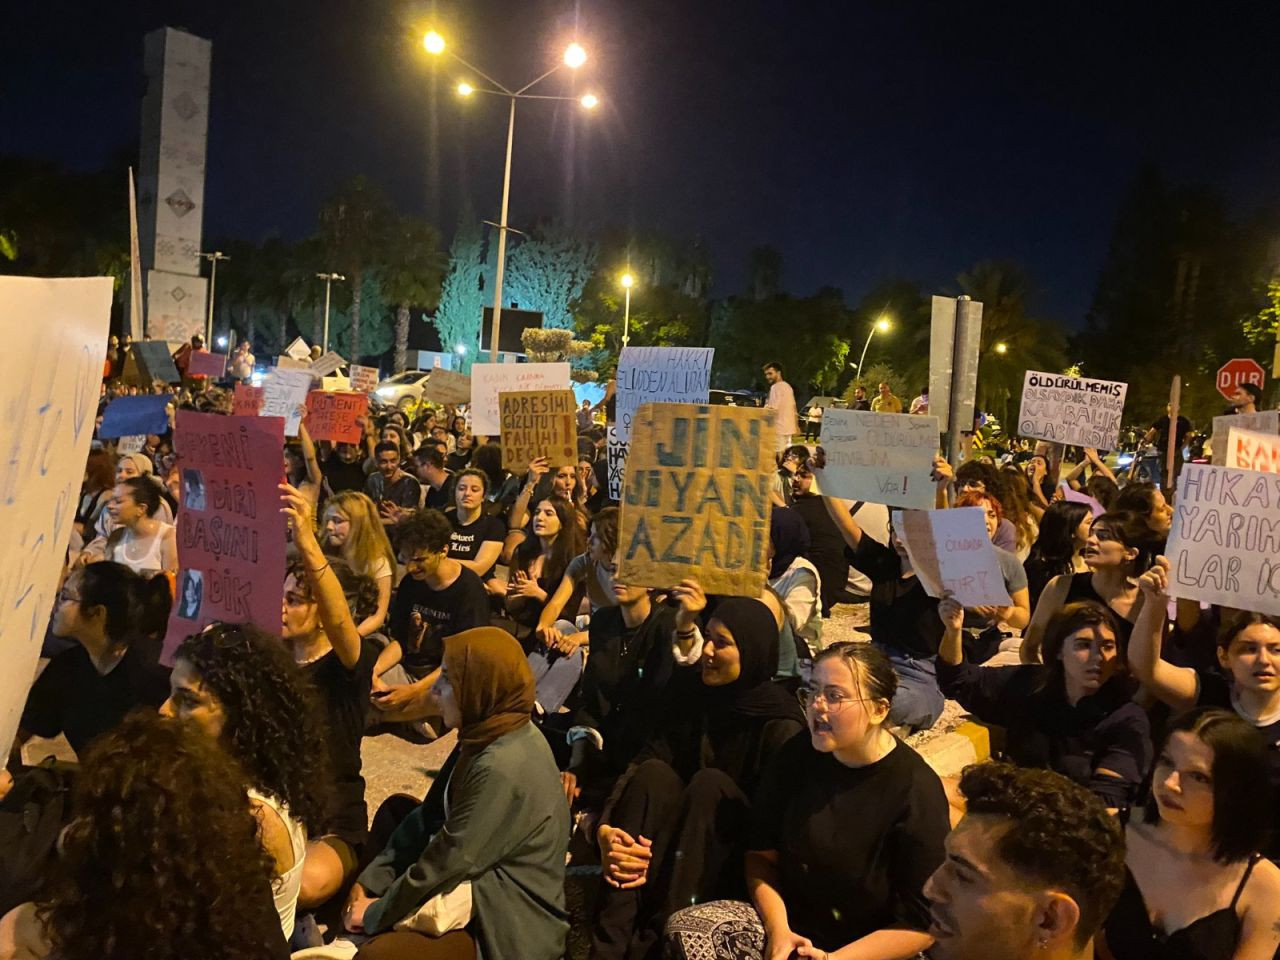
left=359, top=723, right=569, bottom=960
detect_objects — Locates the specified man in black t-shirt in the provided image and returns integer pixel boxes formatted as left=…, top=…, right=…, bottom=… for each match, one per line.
left=1142, top=404, right=1191, bottom=487
left=411, top=445, right=457, bottom=512
left=321, top=441, right=369, bottom=496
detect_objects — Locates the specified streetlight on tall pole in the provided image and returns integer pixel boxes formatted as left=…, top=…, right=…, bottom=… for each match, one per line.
left=854, top=316, right=892, bottom=381
left=315, top=272, right=345, bottom=353
left=620, top=272, right=635, bottom=347
left=199, top=250, right=229, bottom=345
left=422, top=31, right=599, bottom=362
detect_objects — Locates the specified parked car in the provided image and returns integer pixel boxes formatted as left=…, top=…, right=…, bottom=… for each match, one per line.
left=374, top=370, right=431, bottom=411
left=708, top=389, right=764, bottom=407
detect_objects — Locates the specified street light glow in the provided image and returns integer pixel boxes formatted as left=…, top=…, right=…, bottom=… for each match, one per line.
left=457, top=81, right=474, bottom=96
left=876, top=317, right=891, bottom=332
left=564, top=43, right=587, bottom=68
left=423, top=31, right=446, bottom=55
left=620, top=272, right=634, bottom=288
left=455, top=344, right=467, bottom=355
left=580, top=93, right=599, bottom=109
left=995, top=342, right=1008, bottom=354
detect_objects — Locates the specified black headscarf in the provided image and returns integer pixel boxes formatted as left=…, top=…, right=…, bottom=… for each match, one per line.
left=769, top=506, right=811, bottom=580
left=704, top=597, right=804, bottom=722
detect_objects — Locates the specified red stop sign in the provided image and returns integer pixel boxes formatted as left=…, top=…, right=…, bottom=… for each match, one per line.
left=1216, top=358, right=1266, bottom=401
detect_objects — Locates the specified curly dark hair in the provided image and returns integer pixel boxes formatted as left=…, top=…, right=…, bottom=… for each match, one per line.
left=399, top=507, right=454, bottom=556
left=959, top=761, right=1125, bottom=949
left=175, top=623, right=332, bottom=832
left=38, top=713, right=285, bottom=960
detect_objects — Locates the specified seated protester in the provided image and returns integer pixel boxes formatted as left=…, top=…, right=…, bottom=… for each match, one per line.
left=591, top=598, right=805, bottom=960
left=507, top=460, right=589, bottom=560
left=1101, top=708, right=1280, bottom=960
left=937, top=598, right=1151, bottom=809
left=409, top=444, right=455, bottom=512
left=1086, top=472, right=1120, bottom=512
left=322, top=491, right=397, bottom=636
left=664, top=642, right=948, bottom=960
left=770, top=444, right=810, bottom=507
left=101, top=476, right=178, bottom=576
left=577, top=454, right=600, bottom=506
left=471, top=442, right=521, bottom=517
left=443, top=467, right=506, bottom=599
left=1129, top=556, right=1280, bottom=860
left=374, top=509, right=489, bottom=729
left=0, top=714, right=289, bottom=960
left=444, top=431, right=474, bottom=472
left=1023, top=500, right=1092, bottom=610
left=341, top=629, right=569, bottom=960
left=768, top=506, right=823, bottom=677
left=924, top=763, right=1126, bottom=960
left=321, top=440, right=369, bottom=496
left=1021, top=510, right=1152, bottom=665
left=74, top=448, right=116, bottom=540
left=14, top=563, right=170, bottom=768
left=1114, top=479, right=1173, bottom=551
left=279, top=483, right=382, bottom=912
left=949, top=459, right=1019, bottom=553
left=537, top=506, right=622, bottom=651
left=954, top=490, right=1031, bottom=654
left=429, top=423, right=455, bottom=454
left=997, top=464, right=1040, bottom=554
left=87, top=452, right=176, bottom=543
left=367, top=441, right=423, bottom=531
left=788, top=461, right=850, bottom=617
left=506, top=496, right=587, bottom=640
left=161, top=624, right=332, bottom=940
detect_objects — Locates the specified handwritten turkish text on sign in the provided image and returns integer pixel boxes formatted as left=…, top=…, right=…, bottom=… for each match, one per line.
left=819, top=410, right=939, bottom=509
left=1211, top=412, right=1280, bottom=466
left=306, top=390, right=368, bottom=445
left=0, top=276, right=112, bottom=755
left=233, top=383, right=264, bottom=416
left=470, top=362, right=570, bottom=435
left=1017, top=371, right=1128, bottom=450
left=163, top=412, right=289, bottom=661
left=499, top=389, right=578, bottom=471
left=607, top=425, right=628, bottom=501
left=1166, top=463, right=1280, bottom=616
left=614, top=346, right=714, bottom=442
left=261, top=367, right=315, bottom=437
left=349, top=364, right=380, bottom=394
left=422, top=368, right=472, bottom=406
left=617, top=403, right=774, bottom=597
left=893, top=507, right=1014, bottom=608
left=1226, top=428, right=1280, bottom=474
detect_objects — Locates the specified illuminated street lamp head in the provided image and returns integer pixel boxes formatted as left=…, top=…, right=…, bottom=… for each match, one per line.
left=580, top=93, right=599, bottom=109
left=995, top=342, right=1008, bottom=354
left=620, top=272, right=634, bottom=289
left=455, top=344, right=467, bottom=355
left=457, top=81, right=474, bottom=96
left=564, top=42, right=587, bottom=69
left=423, top=31, right=446, bottom=55
left=876, top=317, right=891, bottom=332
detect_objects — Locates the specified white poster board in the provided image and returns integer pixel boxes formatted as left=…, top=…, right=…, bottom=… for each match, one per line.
left=1017, top=371, right=1128, bottom=449
left=1211, top=411, right=1280, bottom=466
left=261, top=367, right=315, bottom=437
left=1166, top=463, right=1280, bottom=615
left=819, top=410, right=939, bottom=509
left=614, top=346, right=714, bottom=442
left=349, top=364, right=380, bottom=394
left=117, top=434, right=147, bottom=455
left=309, top=351, right=347, bottom=378
left=893, top=507, right=1014, bottom=608
left=285, top=336, right=311, bottom=361
left=469, top=362, right=571, bottom=436
left=0, top=277, right=113, bottom=755
left=1225, top=427, right=1280, bottom=474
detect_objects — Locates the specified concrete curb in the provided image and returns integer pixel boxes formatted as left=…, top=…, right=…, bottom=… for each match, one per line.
left=916, top=721, right=991, bottom=778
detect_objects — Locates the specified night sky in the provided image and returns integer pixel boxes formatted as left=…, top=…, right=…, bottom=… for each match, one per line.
left=5, top=1, right=1280, bottom=328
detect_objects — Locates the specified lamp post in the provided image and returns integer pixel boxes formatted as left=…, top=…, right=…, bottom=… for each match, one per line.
left=620, top=272, right=634, bottom=347
left=423, top=31, right=599, bottom=362
left=315, top=272, right=345, bottom=354
left=199, top=250, right=230, bottom=345
left=854, top=316, right=891, bottom=381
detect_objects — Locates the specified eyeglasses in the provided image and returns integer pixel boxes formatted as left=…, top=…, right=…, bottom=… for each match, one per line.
left=796, top=687, right=872, bottom=713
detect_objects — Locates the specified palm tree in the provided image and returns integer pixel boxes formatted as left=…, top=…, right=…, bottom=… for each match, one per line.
left=381, top=216, right=447, bottom=372
left=318, top=176, right=390, bottom=361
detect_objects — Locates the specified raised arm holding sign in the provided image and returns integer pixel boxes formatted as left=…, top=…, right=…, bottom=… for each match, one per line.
left=1018, top=371, right=1128, bottom=450
left=892, top=507, right=1014, bottom=608
left=818, top=410, right=939, bottom=509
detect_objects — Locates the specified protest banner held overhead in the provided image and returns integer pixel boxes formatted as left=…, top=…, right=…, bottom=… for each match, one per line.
left=99, top=393, right=171, bottom=438
left=349, top=363, right=380, bottom=394
left=819, top=410, right=939, bottom=509
left=305, top=390, right=368, bottom=444
left=614, top=346, right=714, bottom=442
left=163, top=412, right=290, bottom=661
left=1225, top=427, right=1280, bottom=474
left=1211, top=411, right=1280, bottom=466
left=607, top=425, right=628, bottom=501
left=1017, top=371, right=1128, bottom=449
left=232, top=382, right=264, bottom=416
left=187, top=350, right=227, bottom=378
left=309, top=351, right=347, bottom=378
left=261, top=367, right=314, bottom=436
left=499, top=389, right=578, bottom=470
left=470, top=362, right=571, bottom=435
left=893, top=507, right=1014, bottom=609
left=617, top=402, right=774, bottom=596
left=1166, top=463, right=1280, bottom=616
left=421, top=368, right=472, bottom=406
left=285, top=336, right=311, bottom=361
left=0, top=276, right=112, bottom=756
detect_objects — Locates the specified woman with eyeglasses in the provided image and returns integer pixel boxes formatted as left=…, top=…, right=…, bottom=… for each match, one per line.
left=664, top=642, right=948, bottom=960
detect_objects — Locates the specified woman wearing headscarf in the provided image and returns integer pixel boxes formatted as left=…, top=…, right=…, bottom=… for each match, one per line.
left=768, top=506, right=823, bottom=678
left=591, top=598, right=806, bottom=960
left=341, top=628, right=569, bottom=960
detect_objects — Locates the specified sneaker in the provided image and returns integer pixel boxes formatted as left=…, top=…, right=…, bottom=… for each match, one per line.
left=291, top=939, right=361, bottom=960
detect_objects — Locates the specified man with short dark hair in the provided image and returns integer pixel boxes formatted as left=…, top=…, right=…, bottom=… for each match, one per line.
left=1228, top=381, right=1262, bottom=415
left=871, top=381, right=903, bottom=414
left=850, top=384, right=871, bottom=411
left=366, top=441, right=421, bottom=531
left=763, top=361, right=799, bottom=453
left=924, top=763, right=1125, bottom=960
left=411, top=444, right=455, bottom=511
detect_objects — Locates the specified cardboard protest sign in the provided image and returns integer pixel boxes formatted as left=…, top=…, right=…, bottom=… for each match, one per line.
left=276, top=355, right=309, bottom=370
left=1211, top=411, right=1280, bottom=466
left=99, top=394, right=171, bottom=438
left=607, top=425, right=628, bottom=501
left=116, top=434, right=146, bottom=455
left=470, top=362, right=571, bottom=435
left=233, top=382, right=264, bottom=416
left=163, top=412, right=290, bottom=661
left=498, top=389, right=578, bottom=470
left=310, top=351, right=347, bottom=377
left=285, top=336, right=311, bottom=361
left=1166, top=463, right=1280, bottom=616
left=617, top=403, right=774, bottom=596
left=123, top=339, right=182, bottom=385
left=422, top=368, right=472, bottom=406
left=819, top=410, right=939, bottom=509
left=188, top=350, right=227, bottom=378
left=1061, top=483, right=1105, bottom=518
left=1225, top=427, right=1280, bottom=474
left=305, top=390, right=368, bottom=444
left=1017, top=371, right=1128, bottom=449
left=0, top=276, right=112, bottom=755
left=615, top=346, right=714, bottom=442
left=261, top=368, right=315, bottom=436
left=349, top=364, right=380, bottom=393
left=893, top=508, right=1014, bottom=608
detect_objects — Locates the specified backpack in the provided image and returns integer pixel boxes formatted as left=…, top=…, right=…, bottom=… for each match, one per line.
left=0, top=765, right=72, bottom=915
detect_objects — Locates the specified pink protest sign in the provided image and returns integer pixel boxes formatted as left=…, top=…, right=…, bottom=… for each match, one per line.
left=188, top=350, right=228, bottom=378
left=1060, top=483, right=1105, bottom=518
left=163, top=411, right=288, bottom=662
left=305, top=390, right=368, bottom=444
left=232, top=382, right=264, bottom=416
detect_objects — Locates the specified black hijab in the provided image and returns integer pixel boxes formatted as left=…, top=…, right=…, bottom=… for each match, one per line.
left=769, top=506, right=811, bottom=580
left=704, top=597, right=804, bottom=722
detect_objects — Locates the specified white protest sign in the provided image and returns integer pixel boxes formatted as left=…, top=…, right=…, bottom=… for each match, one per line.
left=349, top=364, right=380, bottom=393
left=1211, top=411, right=1280, bottom=466
left=614, top=346, right=714, bottom=442
left=117, top=434, right=146, bottom=455
left=469, top=362, right=571, bottom=436
left=607, top=425, right=628, bottom=500
left=309, top=351, right=347, bottom=378
left=1, top=277, right=112, bottom=755
left=262, top=367, right=315, bottom=436
left=1225, top=427, right=1280, bottom=474
left=1017, top=371, right=1128, bottom=449
left=285, top=336, right=311, bottom=361
left=819, top=410, right=939, bottom=509
left=892, top=507, right=1014, bottom=608
left=1167, top=463, right=1280, bottom=615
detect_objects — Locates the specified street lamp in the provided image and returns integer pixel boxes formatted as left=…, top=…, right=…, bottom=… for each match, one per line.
left=994, top=342, right=1008, bottom=355
left=620, top=272, right=634, bottom=347
left=315, top=272, right=345, bottom=353
left=854, top=316, right=891, bottom=380
left=199, top=251, right=230, bottom=345
left=423, top=29, right=598, bottom=361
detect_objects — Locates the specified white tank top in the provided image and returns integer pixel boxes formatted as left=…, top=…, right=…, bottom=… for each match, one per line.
left=106, top=524, right=172, bottom=576
left=248, top=788, right=308, bottom=940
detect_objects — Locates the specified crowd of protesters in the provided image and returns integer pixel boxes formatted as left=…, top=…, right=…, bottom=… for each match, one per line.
left=1, top=354, right=1279, bottom=960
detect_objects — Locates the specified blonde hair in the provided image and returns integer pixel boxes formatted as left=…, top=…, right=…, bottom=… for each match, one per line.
left=324, top=491, right=397, bottom=581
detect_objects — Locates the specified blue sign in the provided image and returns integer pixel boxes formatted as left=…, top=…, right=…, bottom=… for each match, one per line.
left=98, top=394, right=172, bottom=438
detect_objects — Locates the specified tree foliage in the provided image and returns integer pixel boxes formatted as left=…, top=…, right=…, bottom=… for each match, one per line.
left=711, top=290, right=851, bottom=394
left=318, top=175, right=391, bottom=362
left=433, top=212, right=486, bottom=374
left=503, top=221, right=598, bottom=329
left=382, top=216, right=447, bottom=372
